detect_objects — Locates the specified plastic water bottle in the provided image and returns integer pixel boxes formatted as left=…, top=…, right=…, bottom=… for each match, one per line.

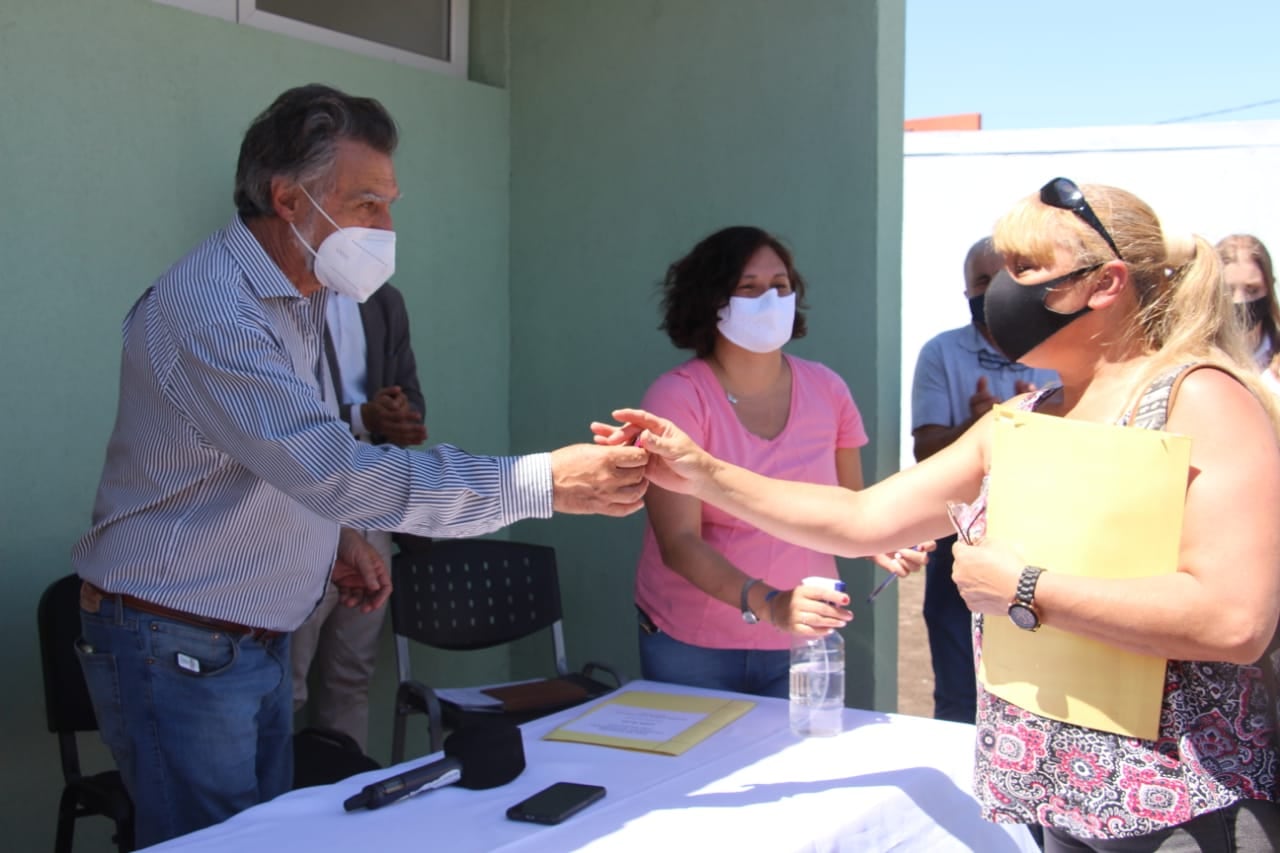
left=789, top=576, right=846, bottom=737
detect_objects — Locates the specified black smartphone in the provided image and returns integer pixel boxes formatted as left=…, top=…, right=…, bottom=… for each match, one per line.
left=506, top=782, right=606, bottom=825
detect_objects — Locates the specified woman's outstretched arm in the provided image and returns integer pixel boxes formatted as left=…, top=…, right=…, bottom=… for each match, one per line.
left=594, top=408, right=988, bottom=558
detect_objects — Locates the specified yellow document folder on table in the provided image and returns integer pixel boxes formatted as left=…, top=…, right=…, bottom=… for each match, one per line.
left=543, top=690, right=754, bottom=755
left=978, top=405, right=1191, bottom=740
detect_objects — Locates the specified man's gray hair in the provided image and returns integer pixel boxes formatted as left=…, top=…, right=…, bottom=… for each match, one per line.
left=234, top=84, right=398, bottom=219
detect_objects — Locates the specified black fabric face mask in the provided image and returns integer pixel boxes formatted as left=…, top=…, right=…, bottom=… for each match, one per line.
left=984, top=264, right=1103, bottom=362
left=968, top=292, right=986, bottom=327
left=1234, top=297, right=1270, bottom=330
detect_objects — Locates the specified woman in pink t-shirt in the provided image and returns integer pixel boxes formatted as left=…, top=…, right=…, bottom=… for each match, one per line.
left=634, top=226, right=871, bottom=697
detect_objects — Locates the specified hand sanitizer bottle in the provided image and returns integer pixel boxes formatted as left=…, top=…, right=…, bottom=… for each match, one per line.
left=789, top=576, right=845, bottom=737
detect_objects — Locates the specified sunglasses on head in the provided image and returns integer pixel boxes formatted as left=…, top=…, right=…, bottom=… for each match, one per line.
left=1040, top=177, right=1124, bottom=261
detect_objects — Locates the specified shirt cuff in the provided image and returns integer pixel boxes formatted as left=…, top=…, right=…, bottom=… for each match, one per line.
left=499, top=452, right=554, bottom=524
left=349, top=403, right=371, bottom=439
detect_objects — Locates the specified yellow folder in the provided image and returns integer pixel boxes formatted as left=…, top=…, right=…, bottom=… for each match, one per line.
left=543, top=690, right=755, bottom=755
left=977, top=405, right=1191, bottom=740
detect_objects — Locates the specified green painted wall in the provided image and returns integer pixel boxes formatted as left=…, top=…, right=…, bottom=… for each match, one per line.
left=506, top=0, right=906, bottom=709
left=0, top=0, right=903, bottom=847
left=0, top=0, right=510, bottom=847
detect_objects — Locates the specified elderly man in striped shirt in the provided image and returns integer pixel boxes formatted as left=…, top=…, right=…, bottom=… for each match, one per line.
left=72, top=84, right=649, bottom=847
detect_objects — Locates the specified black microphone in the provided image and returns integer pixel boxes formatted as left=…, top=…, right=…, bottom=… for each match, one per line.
left=343, top=723, right=526, bottom=811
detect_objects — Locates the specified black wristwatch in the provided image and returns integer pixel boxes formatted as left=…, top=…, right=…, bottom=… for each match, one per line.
left=740, top=578, right=763, bottom=624
left=1007, top=566, right=1044, bottom=631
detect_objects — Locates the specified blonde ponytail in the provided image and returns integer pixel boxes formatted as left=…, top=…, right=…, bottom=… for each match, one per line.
left=1143, top=235, right=1240, bottom=362
left=1162, top=233, right=1197, bottom=273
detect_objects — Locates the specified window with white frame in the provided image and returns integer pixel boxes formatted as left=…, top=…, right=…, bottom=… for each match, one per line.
left=154, top=0, right=468, bottom=77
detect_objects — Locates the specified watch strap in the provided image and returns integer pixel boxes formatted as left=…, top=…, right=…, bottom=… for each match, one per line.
left=1009, top=566, right=1045, bottom=631
left=740, top=578, right=763, bottom=623
left=762, top=588, right=781, bottom=626
left=1016, top=566, right=1044, bottom=606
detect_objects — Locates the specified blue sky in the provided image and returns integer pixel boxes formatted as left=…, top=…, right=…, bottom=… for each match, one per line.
left=905, top=0, right=1280, bottom=129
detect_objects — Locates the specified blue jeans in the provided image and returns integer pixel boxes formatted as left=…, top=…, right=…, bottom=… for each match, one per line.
left=77, top=596, right=293, bottom=848
left=637, top=616, right=790, bottom=699
left=922, top=535, right=977, bottom=723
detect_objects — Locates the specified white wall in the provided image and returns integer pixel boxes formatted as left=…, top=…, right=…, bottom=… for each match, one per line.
left=899, top=119, right=1280, bottom=471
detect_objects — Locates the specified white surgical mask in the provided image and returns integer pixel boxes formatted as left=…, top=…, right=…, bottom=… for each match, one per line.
left=717, top=290, right=796, bottom=353
left=291, top=187, right=395, bottom=303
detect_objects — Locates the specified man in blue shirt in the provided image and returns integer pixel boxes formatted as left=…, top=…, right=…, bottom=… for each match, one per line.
left=73, top=84, right=648, bottom=846
left=909, top=237, right=1057, bottom=723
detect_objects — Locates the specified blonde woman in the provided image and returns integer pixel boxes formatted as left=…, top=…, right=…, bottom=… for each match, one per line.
left=602, top=180, right=1280, bottom=851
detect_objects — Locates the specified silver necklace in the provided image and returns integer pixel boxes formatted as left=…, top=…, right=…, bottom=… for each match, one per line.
left=713, top=355, right=784, bottom=406
left=709, top=355, right=742, bottom=405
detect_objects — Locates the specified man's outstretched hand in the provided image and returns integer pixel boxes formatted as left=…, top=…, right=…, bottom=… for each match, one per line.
left=549, top=443, right=650, bottom=516
left=591, top=409, right=714, bottom=497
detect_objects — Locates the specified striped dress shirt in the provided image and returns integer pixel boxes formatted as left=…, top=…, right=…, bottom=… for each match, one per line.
left=74, top=216, right=552, bottom=631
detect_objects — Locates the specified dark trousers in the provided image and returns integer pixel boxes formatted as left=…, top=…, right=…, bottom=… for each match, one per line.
left=1042, top=800, right=1280, bottom=852
left=922, top=534, right=977, bottom=724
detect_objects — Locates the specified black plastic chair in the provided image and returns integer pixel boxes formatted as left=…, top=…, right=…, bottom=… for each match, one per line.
left=292, top=727, right=381, bottom=788
left=37, top=574, right=135, bottom=853
left=388, top=539, right=624, bottom=763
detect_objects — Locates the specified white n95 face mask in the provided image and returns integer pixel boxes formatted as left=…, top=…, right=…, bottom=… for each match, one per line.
left=291, top=187, right=396, bottom=303
left=717, top=290, right=796, bottom=353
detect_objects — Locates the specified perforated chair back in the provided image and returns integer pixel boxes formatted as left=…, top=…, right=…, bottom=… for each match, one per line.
left=390, top=539, right=565, bottom=652
left=388, top=539, right=624, bottom=763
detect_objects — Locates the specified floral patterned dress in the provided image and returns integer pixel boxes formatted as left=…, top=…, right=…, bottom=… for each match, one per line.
left=967, top=383, right=1279, bottom=840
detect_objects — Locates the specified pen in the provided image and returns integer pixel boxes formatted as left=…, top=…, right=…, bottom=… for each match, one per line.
left=866, top=545, right=924, bottom=604
left=866, top=571, right=898, bottom=604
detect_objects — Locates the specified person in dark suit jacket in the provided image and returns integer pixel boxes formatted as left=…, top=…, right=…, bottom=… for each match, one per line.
left=291, top=282, right=426, bottom=750
left=335, top=283, right=427, bottom=446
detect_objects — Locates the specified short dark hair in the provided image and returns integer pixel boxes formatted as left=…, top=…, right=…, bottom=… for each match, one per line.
left=659, top=226, right=808, bottom=357
left=234, top=84, right=399, bottom=219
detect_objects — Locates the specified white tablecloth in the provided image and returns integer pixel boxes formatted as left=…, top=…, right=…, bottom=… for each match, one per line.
left=152, top=681, right=1038, bottom=852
